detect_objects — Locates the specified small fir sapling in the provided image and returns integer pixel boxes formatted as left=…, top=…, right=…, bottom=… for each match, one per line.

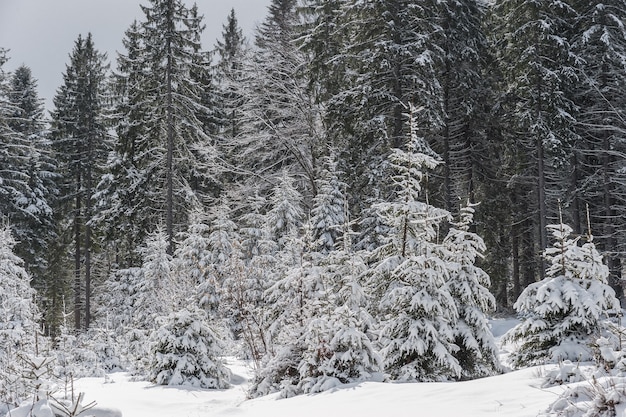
left=368, top=104, right=461, bottom=381
left=297, top=217, right=382, bottom=394
left=173, top=207, right=213, bottom=310
left=504, top=218, right=621, bottom=368
left=443, top=202, right=501, bottom=379
left=149, top=307, right=231, bottom=389
left=265, top=170, right=304, bottom=250
left=310, top=153, right=346, bottom=253
left=134, top=228, right=176, bottom=329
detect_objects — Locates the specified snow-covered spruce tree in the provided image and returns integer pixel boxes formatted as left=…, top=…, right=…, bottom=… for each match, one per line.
left=149, top=307, right=230, bottom=389
left=570, top=0, right=626, bottom=293
left=173, top=206, right=213, bottom=311
left=135, top=228, right=176, bottom=329
left=310, top=152, right=346, bottom=253
left=491, top=0, right=579, bottom=282
left=0, top=224, right=39, bottom=409
left=98, top=0, right=220, bottom=256
left=297, top=219, right=382, bottom=394
left=504, top=222, right=621, bottom=368
left=443, top=202, right=500, bottom=379
left=214, top=8, right=248, bottom=142
left=50, top=33, right=110, bottom=331
left=368, top=105, right=461, bottom=382
left=265, top=170, right=304, bottom=251
left=124, top=228, right=175, bottom=376
left=6, top=65, right=56, bottom=288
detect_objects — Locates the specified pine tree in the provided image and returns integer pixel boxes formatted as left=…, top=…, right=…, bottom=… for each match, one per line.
left=504, top=221, right=621, bottom=367
left=50, top=33, right=110, bottom=330
left=443, top=203, right=500, bottom=379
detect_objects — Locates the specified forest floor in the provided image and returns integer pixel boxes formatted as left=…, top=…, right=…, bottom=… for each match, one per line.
left=68, top=317, right=584, bottom=417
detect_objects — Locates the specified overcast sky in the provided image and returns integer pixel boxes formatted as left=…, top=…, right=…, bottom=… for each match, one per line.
left=0, top=0, right=272, bottom=111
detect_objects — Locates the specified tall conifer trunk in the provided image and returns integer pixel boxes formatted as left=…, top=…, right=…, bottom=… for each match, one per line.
left=166, top=0, right=175, bottom=255
left=74, top=175, right=82, bottom=330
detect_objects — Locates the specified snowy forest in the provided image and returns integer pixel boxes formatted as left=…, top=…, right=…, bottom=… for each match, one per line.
left=2, top=0, right=626, bottom=415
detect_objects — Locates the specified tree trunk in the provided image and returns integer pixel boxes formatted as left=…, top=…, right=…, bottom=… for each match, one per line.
left=166, top=4, right=175, bottom=255
left=74, top=174, right=82, bottom=330
left=603, top=134, right=623, bottom=299
left=85, top=142, right=93, bottom=330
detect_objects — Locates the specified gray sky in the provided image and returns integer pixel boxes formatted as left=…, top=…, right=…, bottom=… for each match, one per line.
left=0, top=0, right=271, bottom=111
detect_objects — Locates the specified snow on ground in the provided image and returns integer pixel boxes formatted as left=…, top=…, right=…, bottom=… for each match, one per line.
left=71, top=318, right=569, bottom=417
left=74, top=361, right=563, bottom=417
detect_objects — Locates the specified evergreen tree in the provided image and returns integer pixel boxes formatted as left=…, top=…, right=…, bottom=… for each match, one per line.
left=0, top=224, right=39, bottom=408
left=6, top=64, right=60, bottom=336
left=95, top=21, right=154, bottom=267
left=134, top=228, right=175, bottom=331
left=443, top=203, right=500, bottom=379
left=50, top=33, right=110, bottom=330
left=310, top=153, right=346, bottom=253
left=173, top=207, right=213, bottom=311
left=149, top=307, right=230, bottom=389
left=265, top=170, right=304, bottom=250
left=570, top=0, right=626, bottom=296
left=99, top=0, right=219, bottom=256
left=298, top=217, right=382, bottom=393
left=326, top=0, right=444, bottom=208
left=428, top=0, right=491, bottom=217
left=248, top=223, right=321, bottom=398
left=367, top=105, right=460, bottom=382
left=6, top=65, right=56, bottom=287
left=504, top=221, right=621, bottom=367
left=214, top=8, right=247, bottom=142
left=0, top=50, right=31, bottom=229
left=492, top=0, right=579, bottom=282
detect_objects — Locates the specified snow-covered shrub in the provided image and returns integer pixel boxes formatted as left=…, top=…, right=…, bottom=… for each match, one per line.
left=55, top=327, right=122, bottom=379
left=543, top=377, right=626, bottom=417
left=248, top=343, right=303, bottom=399
left=542, top=360, right=586, bottom=388
left=298, top=307, right=383, bottom=394
left=504, top=223, right=620, bottom=368
left=149, top=308, right=230, bottom=389
left=125, top=329, right=151, bottom=379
